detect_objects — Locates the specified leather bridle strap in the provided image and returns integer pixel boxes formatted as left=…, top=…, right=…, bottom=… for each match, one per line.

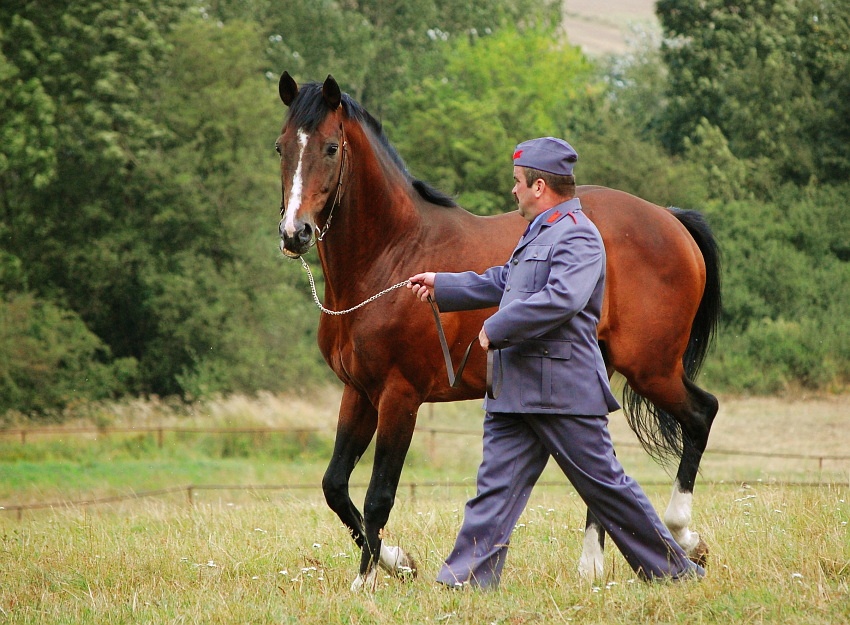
left=486, top=348, right=503, bottom=400
left=427, top=297, right=502, bottom=399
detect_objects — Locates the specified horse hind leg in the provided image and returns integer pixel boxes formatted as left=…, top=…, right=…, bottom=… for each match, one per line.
left=624, top=366, right=718, bottom=565
left=662, top=377, right=718, bottom=567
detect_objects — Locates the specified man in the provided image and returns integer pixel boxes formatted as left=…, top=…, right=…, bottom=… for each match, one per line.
left=407, top=137, right=704, bottom=589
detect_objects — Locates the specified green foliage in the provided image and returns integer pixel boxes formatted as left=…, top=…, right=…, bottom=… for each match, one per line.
left=208, top=0, right=562, bottom=114
left=0, top=45, right=56, bottom=195
left=0, top=293, right=136, bottom=415
left=385, top=25, right=601, bottom=215
left=134, top=17, right=329, bottom=397
left=656, top=0, right=850, bottom=186
left=699, top=183, right=850, bottom=392
left=576, top=117, right=709, bottom=209
left=0, top=2, right=329, bottom=412
left=1, top=0, right=849, bottom=415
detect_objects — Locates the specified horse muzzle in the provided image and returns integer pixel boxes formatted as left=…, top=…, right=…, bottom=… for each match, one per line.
left=279, top=220, right=314, bottom=258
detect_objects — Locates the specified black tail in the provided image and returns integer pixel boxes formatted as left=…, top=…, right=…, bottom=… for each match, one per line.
left=622, top=208, right=722, bottom=465
left=673, top=208, right=722, bottom=381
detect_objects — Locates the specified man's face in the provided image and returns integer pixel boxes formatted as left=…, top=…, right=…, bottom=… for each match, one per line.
left=512, top=166, right=539, bottom=221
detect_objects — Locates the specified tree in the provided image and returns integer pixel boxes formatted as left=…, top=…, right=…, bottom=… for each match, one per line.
left=385, top=25, right=601, bottom=215
left=0, top=2, right=329, bottom=405
left=0, top=1, right=188, bottom=408
left=656, top=0, right=850, bottom=186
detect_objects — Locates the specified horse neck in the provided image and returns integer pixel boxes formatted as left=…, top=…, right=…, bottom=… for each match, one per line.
left=316, top=125, right=422, bottom=302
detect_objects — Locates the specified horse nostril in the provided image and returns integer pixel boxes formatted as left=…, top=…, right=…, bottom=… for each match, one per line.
left=299, top=224, right=313, bottom=243
left=279, top=219, right=286, bottom=238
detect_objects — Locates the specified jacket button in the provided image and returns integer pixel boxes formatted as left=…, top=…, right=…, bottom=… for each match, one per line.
left=512, top=258, right=519, bottom=265
left=505, top=285, right=511, bottom=291
left=543, top=349, right=549, bottom=355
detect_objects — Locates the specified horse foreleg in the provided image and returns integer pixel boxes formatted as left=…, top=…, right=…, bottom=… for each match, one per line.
left=579, top=509, right=606, bottom=581
left=322, top=386, right=378, bottom=551
left=662, top=378, right=718, bottom=566
left=351, top=388, right=419, bottom=591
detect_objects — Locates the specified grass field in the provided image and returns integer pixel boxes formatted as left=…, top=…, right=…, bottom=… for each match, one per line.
left=1, top=390, right=848, bottom=623
left=1, top=484, right=847, bottom=623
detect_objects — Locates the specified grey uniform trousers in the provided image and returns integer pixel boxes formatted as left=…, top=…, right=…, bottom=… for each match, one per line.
left=436, top=411, right=704, bottom=589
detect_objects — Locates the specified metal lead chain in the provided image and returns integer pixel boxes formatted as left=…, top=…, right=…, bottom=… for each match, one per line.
left=299, top=256, right=409, bottom=315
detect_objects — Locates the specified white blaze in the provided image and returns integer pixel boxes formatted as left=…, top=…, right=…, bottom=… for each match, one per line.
left=282, top=129, right=310, bottom=237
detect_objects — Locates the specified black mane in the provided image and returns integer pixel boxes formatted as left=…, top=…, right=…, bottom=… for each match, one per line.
left=286, top=82, right=457, bottom=208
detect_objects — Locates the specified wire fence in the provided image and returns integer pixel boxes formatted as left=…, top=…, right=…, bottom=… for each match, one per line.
left=2, top=478, right=847, bottom=521
left=2, top=423, right=849, bottom=466
left=1, top=424, right=848, bottom=519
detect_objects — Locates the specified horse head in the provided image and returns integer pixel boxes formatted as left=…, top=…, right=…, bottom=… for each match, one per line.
left=276, top=72, right=347, bottom=258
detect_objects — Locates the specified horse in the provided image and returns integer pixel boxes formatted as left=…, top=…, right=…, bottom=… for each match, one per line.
left=275, top=72, right=721, bottom=590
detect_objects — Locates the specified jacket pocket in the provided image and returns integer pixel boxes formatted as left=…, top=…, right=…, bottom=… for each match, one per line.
left=518, top=244, right=553, bottom=292
left=518, top=339, right=572, bottom=407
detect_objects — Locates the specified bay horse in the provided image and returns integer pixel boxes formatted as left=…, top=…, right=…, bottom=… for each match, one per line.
left=275, top=72, right=721, bottom=590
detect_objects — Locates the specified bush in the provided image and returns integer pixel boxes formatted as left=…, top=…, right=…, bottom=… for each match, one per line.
left=0, top=293, right=137, bottom=417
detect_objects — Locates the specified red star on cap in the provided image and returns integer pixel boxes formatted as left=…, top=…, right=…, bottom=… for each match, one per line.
left=512, top=149, right=523, bottom=160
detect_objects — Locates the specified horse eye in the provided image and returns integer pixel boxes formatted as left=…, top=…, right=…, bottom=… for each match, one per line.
left=326, top=143, right=339, bottom=156
left=274, top=142, right=281, bottom=156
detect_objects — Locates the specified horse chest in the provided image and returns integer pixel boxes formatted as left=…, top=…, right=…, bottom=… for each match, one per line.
left=318, top=318, right=387, bottom=384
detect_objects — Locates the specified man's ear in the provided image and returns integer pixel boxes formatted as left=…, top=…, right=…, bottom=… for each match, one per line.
left=534, top=179, right=545, bottom=197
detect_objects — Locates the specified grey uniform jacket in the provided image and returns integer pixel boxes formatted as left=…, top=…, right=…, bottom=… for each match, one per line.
left=434, top=198, right=620, bottom=416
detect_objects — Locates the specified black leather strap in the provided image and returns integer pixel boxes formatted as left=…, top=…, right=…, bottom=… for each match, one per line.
left=427, top=297, right=501, bottom=399
left=486, top=348, right=503, bottom=400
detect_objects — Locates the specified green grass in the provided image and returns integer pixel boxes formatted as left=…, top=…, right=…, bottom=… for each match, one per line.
left=0, top=484, right=847, bottom=624
left=1, top=392, right=849, bottom=622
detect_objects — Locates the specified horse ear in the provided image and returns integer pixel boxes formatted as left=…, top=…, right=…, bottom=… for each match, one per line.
left=322, top=74, right=342, bottom=110
left=279, top=71, right=298, bottom=106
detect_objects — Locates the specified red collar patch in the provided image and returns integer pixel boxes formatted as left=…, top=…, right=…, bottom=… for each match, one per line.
left=546, top=210, right=562, bottom=223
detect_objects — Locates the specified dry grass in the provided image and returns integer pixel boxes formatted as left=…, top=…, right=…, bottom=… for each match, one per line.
left=0, top=482, right=847, bottom=624
left=1, top=390, right=848, bottom=622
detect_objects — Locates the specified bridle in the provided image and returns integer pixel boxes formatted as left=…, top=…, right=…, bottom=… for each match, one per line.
left=316, top=123, right=348, bottom=243
left=278, top=122, right=348, bottom=248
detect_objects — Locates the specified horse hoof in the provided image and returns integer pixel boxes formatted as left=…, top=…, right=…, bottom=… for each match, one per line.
left=350, top=568, right=379, bottom=592
left=689, top=538, right=709, bottom=568
left=379, top=544, right=418, bottom=579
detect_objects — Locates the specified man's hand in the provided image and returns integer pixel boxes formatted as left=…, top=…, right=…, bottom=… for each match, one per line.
left=407, top=272, right=436, bottom=302
left=478, top=326, right=490, bottom=351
